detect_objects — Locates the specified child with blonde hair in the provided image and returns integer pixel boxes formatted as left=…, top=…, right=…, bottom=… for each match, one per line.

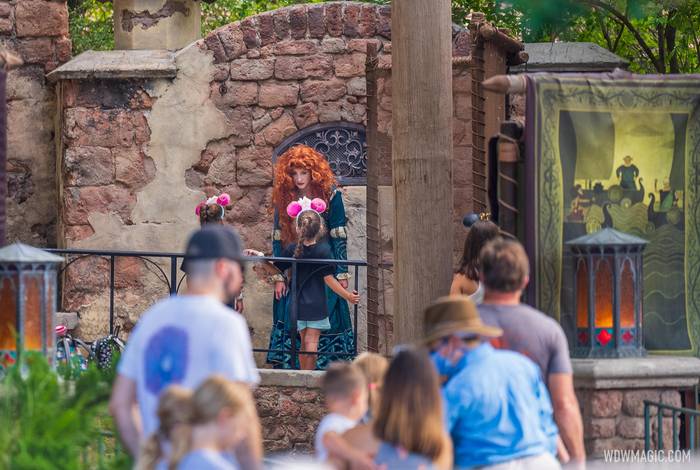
left=352, top=352, right=389, bottom=421
left=137, top=376, right=261, bottom=470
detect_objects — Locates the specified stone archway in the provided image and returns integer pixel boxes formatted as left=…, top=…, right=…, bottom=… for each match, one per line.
left=273, top=122, right=367, bottom=186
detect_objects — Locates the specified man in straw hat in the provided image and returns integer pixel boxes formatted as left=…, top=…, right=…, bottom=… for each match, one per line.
left=423, top=296, right=561, bottom=469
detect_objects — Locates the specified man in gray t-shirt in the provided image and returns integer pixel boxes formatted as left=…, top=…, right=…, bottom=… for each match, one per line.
left=477, top=238, right=585, bottom=465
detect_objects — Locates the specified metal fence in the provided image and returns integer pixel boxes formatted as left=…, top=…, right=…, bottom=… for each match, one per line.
left=46, top=248, right=366, bottom=367
left=644, top=398, right=700, bottom=451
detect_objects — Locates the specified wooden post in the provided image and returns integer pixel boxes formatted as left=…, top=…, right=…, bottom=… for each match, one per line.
left=391, top=0, right=453, bottom=343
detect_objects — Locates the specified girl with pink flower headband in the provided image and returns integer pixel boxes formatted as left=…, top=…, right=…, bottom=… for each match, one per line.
left=194, top=193, right=231, bottom=226
left=272, top=197, right=360, bottom=370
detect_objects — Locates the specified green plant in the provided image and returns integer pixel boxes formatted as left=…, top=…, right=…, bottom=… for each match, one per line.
left=69, top=0, right=114, bottom=55
left=0, top=352, right=130, bottom=469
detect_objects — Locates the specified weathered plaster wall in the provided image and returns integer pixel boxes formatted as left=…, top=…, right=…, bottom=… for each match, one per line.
left=114, top=0, right=202, bottom=50
left=2, top=0, right=71, bottom=246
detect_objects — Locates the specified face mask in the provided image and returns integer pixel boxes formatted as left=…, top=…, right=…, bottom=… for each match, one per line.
left=430, top=349, right=467, bottom=383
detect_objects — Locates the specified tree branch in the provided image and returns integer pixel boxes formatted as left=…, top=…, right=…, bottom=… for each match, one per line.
left=582, top=0, right=664, bottom=72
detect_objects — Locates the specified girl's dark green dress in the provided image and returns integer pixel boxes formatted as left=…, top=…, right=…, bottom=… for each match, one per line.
left=266, top=189, right=355, bottom=369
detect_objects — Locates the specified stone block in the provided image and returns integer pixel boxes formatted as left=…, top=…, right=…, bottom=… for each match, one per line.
left=307, top=4, right=325, bottom=39
left=453, top=30, right=472, bottom=57
left=262, top=113, right=297, bottom=146
left=64, top=146, right=114, bottom=187
left=324, top=3, right=343, bottom=37
left=660, top=390, right=681, bottom=416
left=258, top=82, right=299, bottom=108
left=289, top=6, right=308, bottom=40
left=318, top=101, right=341, bottom=122
left=115, top=147, right=155, bottom=189
left=622, top=389, right=660, bottom=417
left=213, top=81, right=258, bottom=108
left=237, top=146, right=273, bottom=187
left=274, top=40, right=318, bottom=56
left=17, top=38, right=53, bottom=65
left=223, top=107, right=253, bottom=146
left=585, top=417, right=615, bottom=439
left=0, top=3, right=11, bottom=17
left=253, top=113, right=272, bottom=133
left=56, top=312, right=80, bottom=330
left=64, top=224, right=95, bottom=243
left=274, top=54, right=333, bottom=80
left=300, top=79, right=346, bottom=103
left=0, top=18, right=11, bottom=35
left=206, top=146, right=238, bottom=186
left=292, top=102, right=318, bottom=129
left=64, top=108, right=150, bottom=148
left=63, top=185, right=137, bottom=226
left=586, top=437, right=644, bottom=457
left=651, top=416, right=675, bottom=450
left=321, top=38, right=346, bottom=54
left=334, top=53, right=366, bottom=78
left=348, top=38, right=382, bottom=54
left=589, top=390, right=623, bottom=418
left=290, top=389, right=319, bottom=404
left=204, top=33, right=227, bottom=63
left=240, top=18, right=259, bottom=49
left=617, top=416, right=645, bottom=439
left=218, top=26, right=247, bottom=60
left=377, top=6, right=391, bottom=39
left=114, top=257, right=144, bottom=289
left=257, top=12, right=275, bottom=46
left=273, top=9, right=290, bottom=40
left=343, top=4, right=361, bottom=38
left=358, top=5, right=378, bottom=37
left=279, top=397, right=302, bottom=417
left=230, top=58, right=275, bottom=81
left=16, top=0, right=68, bottom=37
left=55, top=37, right=72, bottom=64
left=346, top=76, right=367, bottom=96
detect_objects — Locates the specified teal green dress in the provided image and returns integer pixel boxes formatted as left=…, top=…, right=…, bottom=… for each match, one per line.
left=266, top=189, right=356, bottom=369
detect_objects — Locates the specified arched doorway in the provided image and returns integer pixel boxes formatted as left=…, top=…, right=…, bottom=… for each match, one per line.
left=273, top=122, right=367, bottom=186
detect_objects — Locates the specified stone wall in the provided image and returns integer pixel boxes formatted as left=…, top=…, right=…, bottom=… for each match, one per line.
left=256, top=370, right=324, bottom=454
left=2, top=0, right=71, bottom=246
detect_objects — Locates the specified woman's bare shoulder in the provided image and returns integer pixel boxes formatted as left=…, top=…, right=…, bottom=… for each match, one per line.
left=450, top=273, right=478, bottom=296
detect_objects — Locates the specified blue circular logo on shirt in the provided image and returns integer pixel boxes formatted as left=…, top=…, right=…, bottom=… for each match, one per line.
left=144, top=326, right=189, bottom=395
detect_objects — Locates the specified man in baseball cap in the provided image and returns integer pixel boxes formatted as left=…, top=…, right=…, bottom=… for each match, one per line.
left=111, top=225, right=261, bottom=467
left=423, top=296, right=562, bottom=469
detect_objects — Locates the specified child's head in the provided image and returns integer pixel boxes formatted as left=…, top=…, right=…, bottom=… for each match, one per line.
left=294, top=210, right=327, bottom=257
left=458, top=220, right=501, bottom=280
left=352, top=352, right=389, bottom=417
left=138, top=385, right=193, bottom=470
left=140, top=376, right=254, bottom=470
left=322, top=362, right=368, bottom=420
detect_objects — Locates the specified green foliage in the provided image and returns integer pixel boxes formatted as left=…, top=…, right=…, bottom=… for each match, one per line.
left=0, top=352, right=130, bottom=470
left=202, top=0, right=324, bottom=33
left=69, top=0, right=114, bottom=55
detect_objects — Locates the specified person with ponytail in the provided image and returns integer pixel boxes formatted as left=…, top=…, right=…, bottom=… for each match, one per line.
left=269, top=145, right=355, bottom=370
left=137, top=376, right=261, bottom=470
left=450, top=218, right=501, bottom=303
left=275, top=198, right=360, bottom=370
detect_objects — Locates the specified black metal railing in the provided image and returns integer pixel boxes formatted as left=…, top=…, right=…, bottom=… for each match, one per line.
left=46, top=248, right=366, bottom=368
left=644, top=399, right=700, bottom=451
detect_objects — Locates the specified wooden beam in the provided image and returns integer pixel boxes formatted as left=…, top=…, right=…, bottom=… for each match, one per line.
left=391, top=0, right=454, bottom=344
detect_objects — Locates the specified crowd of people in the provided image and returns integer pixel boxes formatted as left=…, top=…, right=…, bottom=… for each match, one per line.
left=108, top=207, right=585, bottom=469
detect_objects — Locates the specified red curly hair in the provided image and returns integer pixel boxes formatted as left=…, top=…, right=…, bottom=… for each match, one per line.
left=272, top=145, right=337, bottom=246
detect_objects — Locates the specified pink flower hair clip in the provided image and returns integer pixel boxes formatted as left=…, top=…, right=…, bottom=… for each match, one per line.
left=195, top=193, right=232, bottom=219
left=286, top=197, right=327, bottom=219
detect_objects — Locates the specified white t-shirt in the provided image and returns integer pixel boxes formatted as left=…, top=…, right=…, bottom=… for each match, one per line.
left=117, top=295, right=260, bottom=439
left=315, top=413, right=358, bottom=462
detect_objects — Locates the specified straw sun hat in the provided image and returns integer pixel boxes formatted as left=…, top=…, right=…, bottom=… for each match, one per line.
left=421, top=295, right=503, bottom=345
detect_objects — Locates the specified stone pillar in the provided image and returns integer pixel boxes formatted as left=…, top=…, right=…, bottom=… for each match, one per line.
left=573, top=356, right=700, bottom=456
left=391, top=0, right=453, bottom=343
left=114, top=0, right=201, bottom=50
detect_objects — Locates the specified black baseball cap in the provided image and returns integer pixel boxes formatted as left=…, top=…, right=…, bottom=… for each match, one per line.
left=181, top=225, right=245, bottom=273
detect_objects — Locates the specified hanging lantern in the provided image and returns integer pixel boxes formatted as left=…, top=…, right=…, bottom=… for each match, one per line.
left=0, top=243, right=63, bottom=372
left=566, top=228, right=647, bottom=358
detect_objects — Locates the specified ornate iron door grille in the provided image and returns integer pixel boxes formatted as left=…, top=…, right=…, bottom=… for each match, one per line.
left=273, top=122, right=368, bottom=186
